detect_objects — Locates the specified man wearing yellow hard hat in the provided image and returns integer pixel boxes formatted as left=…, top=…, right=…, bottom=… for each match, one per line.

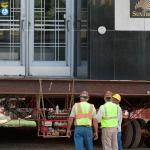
left=112, top=94, right=122, bottom=150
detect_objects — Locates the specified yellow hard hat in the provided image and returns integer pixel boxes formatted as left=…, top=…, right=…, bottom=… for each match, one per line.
left=112, top=94, right=121, bottom=102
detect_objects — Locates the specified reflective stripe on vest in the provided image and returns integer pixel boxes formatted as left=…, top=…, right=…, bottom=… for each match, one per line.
left=75, top=102, right=93, bottom=126
left=101, top=102, right=118, bottom=128
left=103, top=104, right=118, bottom=120
left=103, top=116, right=118, bottom=120
left=76, top=103, right=93, bottom=120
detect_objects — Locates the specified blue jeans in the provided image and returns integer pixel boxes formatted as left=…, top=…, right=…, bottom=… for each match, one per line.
left=74, top=126, right=93, bottom=150
left=118, top=132, right=122, bottom=150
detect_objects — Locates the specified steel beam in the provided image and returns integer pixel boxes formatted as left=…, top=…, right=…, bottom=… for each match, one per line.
left=0, top=78, right=150, bottom=96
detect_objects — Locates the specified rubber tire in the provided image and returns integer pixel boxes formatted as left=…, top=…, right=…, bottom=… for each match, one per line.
left=144, top=121, right=150, bottom=148
left=137, top=119, right=146, bottom=147
left=122, top=119, right=133, bottom=148
left=146, top=121, right=150, bottom=131
left=130, top=119, right=141, bottom=148
left=144, top=138, right=150, bottom=148
left=137, top=119, right=146, bottom=128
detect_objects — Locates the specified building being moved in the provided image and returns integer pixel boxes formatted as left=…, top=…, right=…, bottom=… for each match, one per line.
left=0, top=0, right=150, bottom=148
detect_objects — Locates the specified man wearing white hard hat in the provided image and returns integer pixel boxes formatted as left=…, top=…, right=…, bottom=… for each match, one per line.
left=96, top=91, right=119, bottom=150
left=67, top=91, right=98, bottom=150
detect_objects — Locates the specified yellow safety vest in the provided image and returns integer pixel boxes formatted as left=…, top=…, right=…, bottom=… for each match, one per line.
left=100, top=102, right=118, bottom=128
left=74, top=102, right=94, bottom=126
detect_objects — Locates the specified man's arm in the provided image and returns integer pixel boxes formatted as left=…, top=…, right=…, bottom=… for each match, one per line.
left=92, top=105, right=98, bottom=140
left=118, top=106, right=122, bottom=132
left=96, top=106, right=103, bottom=123
left=67, top=117, right=74, bottom=138
left=66, top=105, right=75, bottom=138
left=93, top=118, right=98, bottom=140
left=95, top=105, right=103, bottom=139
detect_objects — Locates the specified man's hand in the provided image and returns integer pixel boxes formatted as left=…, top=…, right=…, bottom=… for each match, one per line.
left=93, top=132, right=98, bottom=140
left=93, top=118, right=98, bottom=140
left=66, top=130, right=72, bottom=138
left=67, top=117, right=74, bottom=138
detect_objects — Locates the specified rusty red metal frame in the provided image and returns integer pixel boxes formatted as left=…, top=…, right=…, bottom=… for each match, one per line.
left=0, top=78, right=150, bottom=96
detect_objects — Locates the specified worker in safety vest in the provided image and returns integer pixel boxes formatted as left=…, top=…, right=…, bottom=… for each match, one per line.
left=67, top=91, right=98, bottom=150
left=96, top=91, right=119, bottom=150
left=112, top=94, right=122, bottom=150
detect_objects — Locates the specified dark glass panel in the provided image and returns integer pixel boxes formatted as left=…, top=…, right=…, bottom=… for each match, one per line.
left=59, top=31, right=65, bottom=43
left=14, top=47, right=20, bottom=60
left=34, top=47, right=42, bottom=60
left=145, top=32, right=150, bottom=80
left=77, top=46, right=88, bottom=78
left=34, top=31, right=42, bottom=43
left=34, top=0, right=41, bottom=8
left=0, top=47, right=10, bottom=60
left=44, top=47, right=55, bottom=61
left=59, top=0, right=65, bottom=8
left=45, top=31, right=55, bottom=43
left=89, top=31, right=114, bottom=79
left=74, top=0, right=88, bottom=78
left=59, top=47, right=65, bottom=61
left=114, top=31, right=149, bottom=80
left=34, top=47, right=55, bottom=61
left=11, top=30, right=20, bottom=43
left=0, top=30, right=10, bottom=42
left=90, top=0, right=114, bottom=30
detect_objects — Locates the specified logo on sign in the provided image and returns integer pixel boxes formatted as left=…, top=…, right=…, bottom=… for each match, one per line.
left=1, top=8, right=8, bottom=16
left=1, top=2, right=8, bottom=8
left=130, top=0, right=150, bottom=17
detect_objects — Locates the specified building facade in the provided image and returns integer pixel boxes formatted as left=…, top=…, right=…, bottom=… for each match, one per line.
left=0, top=0, right=150, bottom=80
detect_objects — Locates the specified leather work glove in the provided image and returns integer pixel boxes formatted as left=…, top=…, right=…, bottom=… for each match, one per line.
left=66, top=130, right=72, bottom=138
left=93, top=132, right=98, bottom=140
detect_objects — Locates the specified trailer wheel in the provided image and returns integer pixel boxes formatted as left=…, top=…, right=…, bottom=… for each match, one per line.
left=122, top=119, right=133, bottom=148
left=145, top=121, right=150, bottom=131
left=144, top=138, right=150, bottom=148
left=137, top=119, right=146, bottom=128
left=130, top=119, right=141, bottom=148
left=137, top=119, right=146, bottom=147
left=144, top=121, right=150, bottom=148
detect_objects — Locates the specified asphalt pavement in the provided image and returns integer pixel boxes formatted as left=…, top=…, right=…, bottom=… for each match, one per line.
left=0, top=127, right=149, bottom=150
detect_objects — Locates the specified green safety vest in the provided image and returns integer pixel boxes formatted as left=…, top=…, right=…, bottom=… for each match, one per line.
left=74, top=102, right=94, bottom=126
left=100, top=102, right=118, bottom=128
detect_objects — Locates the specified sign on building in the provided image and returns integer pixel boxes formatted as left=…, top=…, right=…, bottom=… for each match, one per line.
left=115, top=0, right=150, bottom=31
left=130, top=0, right=150, bottom=18
left=0, top=1, right=9, bottom=16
